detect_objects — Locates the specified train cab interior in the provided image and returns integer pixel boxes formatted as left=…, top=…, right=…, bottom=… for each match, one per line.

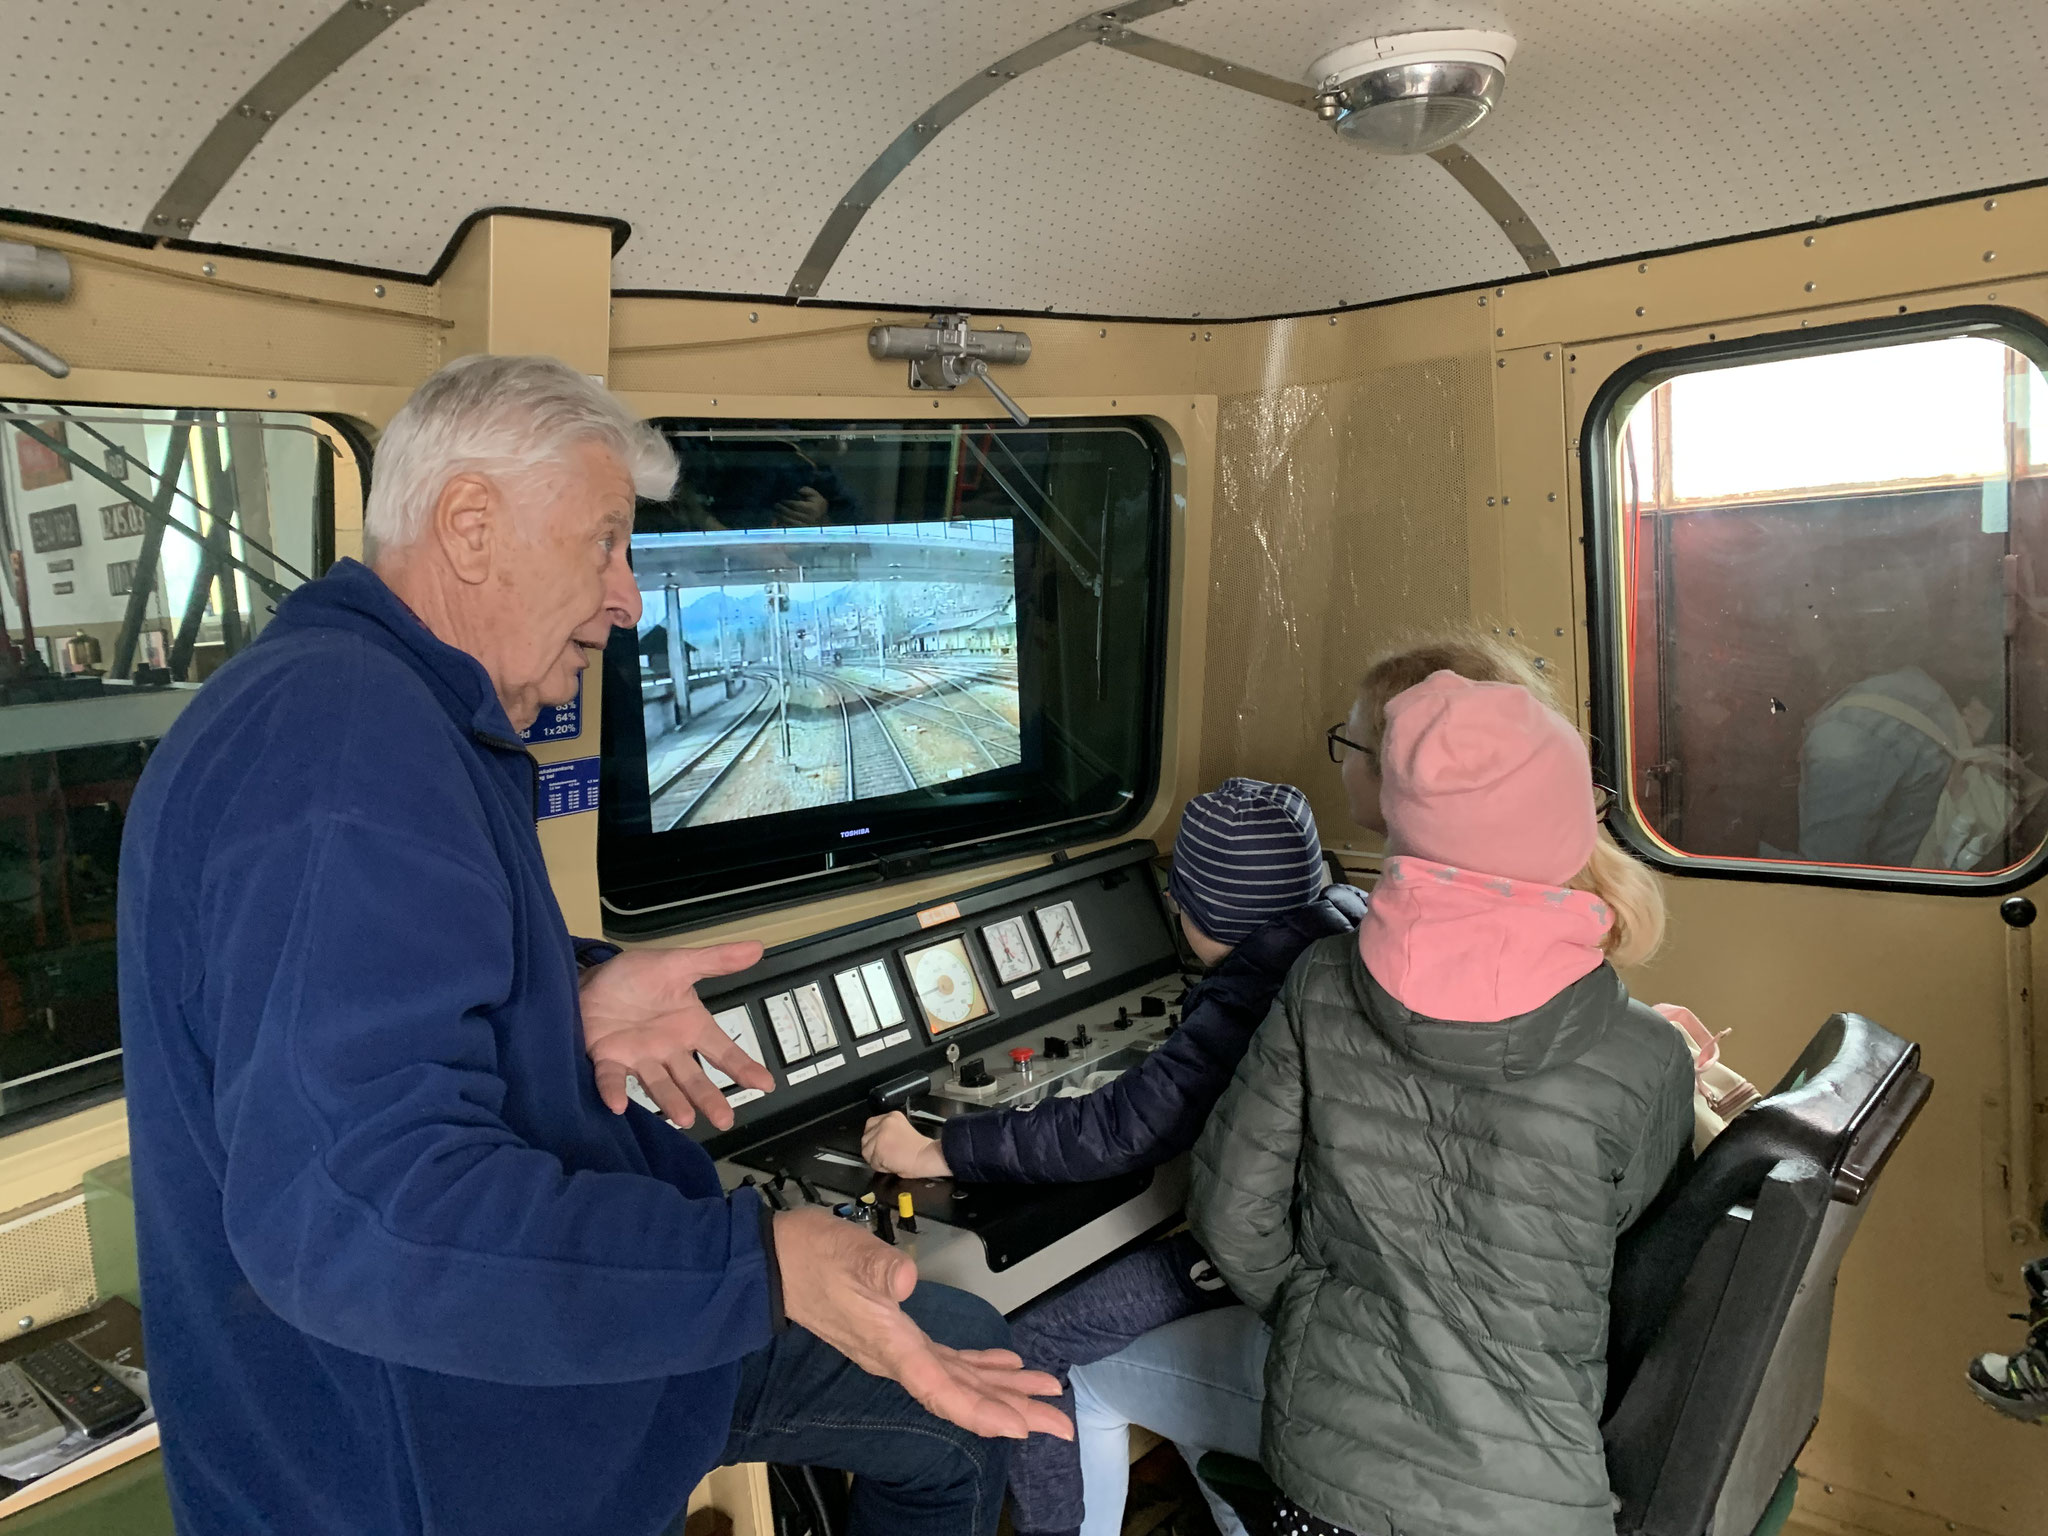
left=0, top=2, right=2044, bottom=1533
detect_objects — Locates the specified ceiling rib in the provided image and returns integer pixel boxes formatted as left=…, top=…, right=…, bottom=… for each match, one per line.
left=789, top=6, right=1556, bottom=303
left=143, top=0, right=433, bottom=238
left=786, top=0, right=1185, bottom=300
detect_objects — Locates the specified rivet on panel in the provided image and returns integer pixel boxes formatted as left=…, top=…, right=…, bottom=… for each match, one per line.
left=13, top=1318, right=31, bottom=1334
left=1495, top=327, right=1504, bottom=337
left=1985, top=198, right=1998, bottom=211
left=1497, top=358, right=1506, bottom=368
left=749, top=312, right=759, bottom=322
left=373, top=284, right=386, bottom=298
left=1989, top=292, right=1999, bottom=300
left=1634, top=306, right=1646, bottom=317
left=177, top=218, right=192, bottom=230
left=201, top=262, right=216, bottom=277
left=1898, top=304, right=1909, bottom=313
left=1204, top=331, right=1212, bottom=341
left=1544, top=350, right=1553, bottom=360
left=1328, top=316, right=1337, bottom=326
left=1804, top=281, right=1817, bottom=292
left=1984, top=251, right=1997, bottom=263
left=1502, top=497, right=1512, bottom=506
left=711, top=398, right=718, bottom=406
left=1547, top=492, right=1557, bottom=502
left=238, top=103, right=255, bottom=117
left=1486, top=497, right=1496, bottom=507
left=1496, top=287, right=1505, bottom=297
left=1823, top=1487, right=1833, bottom=1496
left=1804, top=235, right=1816, bottom=247
left=1099, top=328, right=1107, bottom=338
left=1637, top=263, right=1648, bottom=274
left=1634, top=344, right=1643, bottom=351
left=267, top=389, right=277, bottom=399
left=1507, top=627, right=1518, bottom=636
left=1478, top=296, right=1488, bottom=307
left=153, top=214, right=168, bottom=226
left=1111, top=400, right=1117, bottom=406
left=1554, top=627, right=1565, bottom=636
left=1189, top=331, right=1197, bottom=341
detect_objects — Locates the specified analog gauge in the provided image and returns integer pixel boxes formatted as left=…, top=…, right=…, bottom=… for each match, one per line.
left=1034, top=900, right=1091, bottom=964
left=903, top=936, right=992, bottom=1036
left=762, top=992, right=810, bottom=1064
left=980, top=916, right=1040, bottom=984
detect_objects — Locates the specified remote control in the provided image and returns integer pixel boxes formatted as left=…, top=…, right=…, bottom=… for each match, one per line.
left=0, top=1362, right=66, bottom=1471
left=16, top=1340, right=145, bottom=1439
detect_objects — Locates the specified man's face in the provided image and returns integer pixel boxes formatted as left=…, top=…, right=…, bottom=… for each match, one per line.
left=486, top=441, right=641, bottom=730
left=1341, top=692, right=1386, bottom=835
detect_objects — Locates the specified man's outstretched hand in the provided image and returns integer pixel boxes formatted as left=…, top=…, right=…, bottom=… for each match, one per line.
left=581, top=942, right=771, bottom=1131
left=774, top=1207, right=1071, bottom=1442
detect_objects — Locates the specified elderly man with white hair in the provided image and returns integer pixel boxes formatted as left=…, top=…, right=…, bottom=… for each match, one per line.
left=117, top=355, right=1067, bottom=1536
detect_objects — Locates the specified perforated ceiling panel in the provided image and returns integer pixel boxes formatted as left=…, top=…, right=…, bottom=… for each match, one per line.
left=201, top=0, right=1085, bottom=290
left=4, top=0, right=2046, bottom=317
left=822, top=43, right=1516, bottom=316
left=2, top=0, right=331, bottom=231
left=1145, top=0, right=2048, bottom=272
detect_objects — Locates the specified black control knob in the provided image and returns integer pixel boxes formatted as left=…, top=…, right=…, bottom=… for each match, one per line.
left=1141, top=995, right=1167, bottom=1017
left=1110, top=1007, right=1131, bottom=1032
left=958, top=1056, right=994, bottom=1088
left=2003, top=896, right=2037, bottom=929
left=1043, top=1035, right=1071, bottom=1059
left=1166, top=1010, right=1180, bottom=1033
left=1072, top=1022, right=1091, bottom=1049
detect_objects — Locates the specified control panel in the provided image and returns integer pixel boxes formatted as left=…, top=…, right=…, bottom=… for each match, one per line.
left=688, top=840, right=1182, bottom=1155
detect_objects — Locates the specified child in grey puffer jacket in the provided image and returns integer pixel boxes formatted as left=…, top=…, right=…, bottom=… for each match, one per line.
left=1192, top=671, right=1694, bottom=1536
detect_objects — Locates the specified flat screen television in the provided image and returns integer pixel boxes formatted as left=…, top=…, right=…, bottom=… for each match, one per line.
left=599, top=419, right=1170, bottom=932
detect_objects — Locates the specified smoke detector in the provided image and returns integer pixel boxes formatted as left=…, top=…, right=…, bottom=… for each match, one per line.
left=1308, top=30, right=1516, bottom=154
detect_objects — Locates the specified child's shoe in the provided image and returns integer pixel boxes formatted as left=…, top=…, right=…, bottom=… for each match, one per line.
left=1968, top=1256, right=2048, bottom=1422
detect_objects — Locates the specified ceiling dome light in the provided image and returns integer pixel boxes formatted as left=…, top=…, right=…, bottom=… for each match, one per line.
left=1308, top=31, right=1516, bottom=154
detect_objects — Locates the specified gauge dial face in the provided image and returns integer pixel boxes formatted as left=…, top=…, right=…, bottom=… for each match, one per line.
left=1034, top=900, right=1091, bottom=964
left=903, top=937, right=991, bottom=1035
left=980, top=917, right=1040, bottom=984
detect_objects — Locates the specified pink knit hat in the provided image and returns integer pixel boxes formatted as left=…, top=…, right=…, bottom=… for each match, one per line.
left=1378, top=670, right=1597, bottom=886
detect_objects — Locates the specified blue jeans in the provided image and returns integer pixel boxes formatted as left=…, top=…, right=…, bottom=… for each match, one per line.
left=1070, top=1305, right=1271, bottom=1536
left=1004, top=1234, right=1239, bottom=1535
left=703, top=1281, right=1016, bottom=1536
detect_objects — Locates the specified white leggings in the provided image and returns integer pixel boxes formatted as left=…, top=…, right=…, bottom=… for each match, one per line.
left=1067, top=1305, right=1272, bottom=1536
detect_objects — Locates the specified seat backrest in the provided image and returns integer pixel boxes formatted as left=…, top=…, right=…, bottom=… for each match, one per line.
left=1602, top=1013, right=1931, bottom=1536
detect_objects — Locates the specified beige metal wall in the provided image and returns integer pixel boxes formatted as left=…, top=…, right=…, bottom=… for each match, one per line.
left=6, top=187, right=2048, bottom=1534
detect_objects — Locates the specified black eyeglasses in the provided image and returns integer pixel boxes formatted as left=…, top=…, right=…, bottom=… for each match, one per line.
left=1326, top=723, right=1374, bottom=766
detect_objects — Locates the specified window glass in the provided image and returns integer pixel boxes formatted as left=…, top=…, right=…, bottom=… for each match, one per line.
left=599, top=420, right=1168, bottom=927
left=1602, top=323, right=2048, bottom=881
left=0, top=405, right=353, bottom=1122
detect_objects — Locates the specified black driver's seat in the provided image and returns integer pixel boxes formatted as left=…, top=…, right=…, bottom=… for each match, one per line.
left=1601, top=1011, right=1931, bottom=1535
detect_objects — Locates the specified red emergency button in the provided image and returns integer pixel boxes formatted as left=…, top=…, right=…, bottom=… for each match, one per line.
left=1009, top=1047, right=1035, bottom=1070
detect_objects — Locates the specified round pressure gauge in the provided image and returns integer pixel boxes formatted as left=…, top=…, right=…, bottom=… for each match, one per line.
left=913, top=944, right=979, bottom=1026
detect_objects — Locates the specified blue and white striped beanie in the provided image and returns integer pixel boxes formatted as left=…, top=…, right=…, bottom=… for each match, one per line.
left=1168, top=778, right=1326, bottom=946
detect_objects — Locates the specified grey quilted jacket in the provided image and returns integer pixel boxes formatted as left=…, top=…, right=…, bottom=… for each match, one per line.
left=1189, top=932, right=1693, bottom=1536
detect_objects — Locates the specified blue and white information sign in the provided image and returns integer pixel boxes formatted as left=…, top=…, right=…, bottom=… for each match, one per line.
left=522, top=679, right=583, bottom=744
left=536, top=757, right=601, bottom=820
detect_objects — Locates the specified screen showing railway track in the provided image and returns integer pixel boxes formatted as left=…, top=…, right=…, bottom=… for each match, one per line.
left=630, top=517, right=1022, bottom=832
left=599, top=420, right=1169, bottom=931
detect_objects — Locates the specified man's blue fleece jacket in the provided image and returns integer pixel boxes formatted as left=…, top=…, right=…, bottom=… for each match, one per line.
left=118, top=559, right=775, bottom=1536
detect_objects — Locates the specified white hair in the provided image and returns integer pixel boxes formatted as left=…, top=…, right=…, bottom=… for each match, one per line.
left=365, top=354, right=676, bottom=555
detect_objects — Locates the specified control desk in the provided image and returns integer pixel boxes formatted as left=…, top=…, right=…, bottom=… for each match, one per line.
left=661, top=841, right=1199, bottom=1314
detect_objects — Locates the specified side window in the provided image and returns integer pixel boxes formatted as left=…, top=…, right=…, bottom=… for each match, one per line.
left=0, top=404, right=360, bottom=1123
left=1590, top=316, right=2048, bottom=885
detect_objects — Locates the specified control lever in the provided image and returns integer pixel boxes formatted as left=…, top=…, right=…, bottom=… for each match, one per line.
left=1043, top=1035, right=1071, bottom=1060
left=867, top=1192, right=895, bottom=1245
left=762, top=1173, right=789, bottom=1212
left=1141, top=996, right=1167, bottom=1018
left=793, top=1172, right=825, bottom=1207
left=871, top=1070, right=931, bottom=1113
left=1109, top=1006, right=1132, bottom=1032
left=1071, top=1022, right=1091, bottom=1050
left=896, top=1190, right=919, bottom=1234
left=957, top=1056, right=994, bottom=1088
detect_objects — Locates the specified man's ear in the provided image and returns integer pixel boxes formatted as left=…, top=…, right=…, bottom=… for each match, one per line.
left=432, top=473, right=495, bottom=586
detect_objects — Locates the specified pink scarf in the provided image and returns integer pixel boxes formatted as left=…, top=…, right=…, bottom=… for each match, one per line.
left=1359, top=856, right=1611, bottom=1023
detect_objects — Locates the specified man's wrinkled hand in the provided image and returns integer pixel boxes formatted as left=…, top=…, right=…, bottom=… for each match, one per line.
left=862, top=1111, right=953, bottom=1179
left=774, top=1208, right=1071, bottom=1442
left=581, top=942, right=769, bottom=1130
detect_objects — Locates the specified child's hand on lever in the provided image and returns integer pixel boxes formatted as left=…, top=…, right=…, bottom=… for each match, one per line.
left=863, top=1111, right=954, bottom=1179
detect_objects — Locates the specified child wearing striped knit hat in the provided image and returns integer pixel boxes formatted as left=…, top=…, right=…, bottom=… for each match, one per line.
left=863, top=778, right=1366, bottom=1536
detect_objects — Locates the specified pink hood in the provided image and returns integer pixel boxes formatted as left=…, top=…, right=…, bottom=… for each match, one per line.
left=1359, top=856, right=1611, bottom=1023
